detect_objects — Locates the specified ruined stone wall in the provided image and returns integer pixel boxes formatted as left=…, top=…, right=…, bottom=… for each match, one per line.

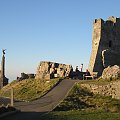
left=88, top=18, right=104, bottom=76
left=102, top=65, right=120, bottom=80
left=35, top=61, right=73, bottom=80
left=81, top=81, right=120, bottom=100
left=88, top=16, right=120, bottom=76
left=17, top=73, right=35, bottom=81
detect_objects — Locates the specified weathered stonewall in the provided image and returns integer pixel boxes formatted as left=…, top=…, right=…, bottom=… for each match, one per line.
left=88, top=16, right=120, bottom=77
left=102, top=65, right=120, bottom=80
left=35, top=61, right=73, bottom=80
left=81, top=80, right=120, bottom=100
left=17, top=73, right=35, bottom=81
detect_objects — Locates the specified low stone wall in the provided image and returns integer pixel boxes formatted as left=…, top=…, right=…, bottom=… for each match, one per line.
left=80, top=81, right=120, bottom=99
left=17, top=73, right=35, bottom=81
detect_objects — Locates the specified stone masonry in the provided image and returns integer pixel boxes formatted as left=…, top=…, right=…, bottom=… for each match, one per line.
left=35, top=61, right=73, bottom=80
left=81, top=81, right=120, bottom=100
left=88, top=16, right=120, bottom=77
left=102, top=65, right=120, bottom=80
left=17, top=73, right=35, bottom=81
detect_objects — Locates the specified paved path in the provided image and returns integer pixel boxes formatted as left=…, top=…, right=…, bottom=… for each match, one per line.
left=1, top=79, right=79, bottom=120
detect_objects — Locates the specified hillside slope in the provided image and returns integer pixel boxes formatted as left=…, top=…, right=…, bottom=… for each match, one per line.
left=0, top=78, right=60, bottom=101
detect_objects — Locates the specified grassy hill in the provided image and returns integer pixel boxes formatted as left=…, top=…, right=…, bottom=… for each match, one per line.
left=0, top=78, right=61, bottom=101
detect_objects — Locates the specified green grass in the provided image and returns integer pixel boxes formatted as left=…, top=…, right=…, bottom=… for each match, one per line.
left=78, top=78, right=119, bottom=85
left=82, top=75, right=120, bottom=83
left=40, top=111, right=120, bottom=120
left=40, top=80, right=120, bottom=120
left=0, top=78, right=61, bottom=101
left=54, top=83, right=120, bottom=112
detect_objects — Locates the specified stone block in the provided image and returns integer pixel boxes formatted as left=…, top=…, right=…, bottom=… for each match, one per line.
left=35, top=61, right=73, bottom=80
left=102, top=65, right=120, bottom=79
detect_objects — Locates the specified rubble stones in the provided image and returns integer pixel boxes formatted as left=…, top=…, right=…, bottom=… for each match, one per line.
left=35, top=61, right=73, bottom=80
left=102, top=65, right=120, bottom=80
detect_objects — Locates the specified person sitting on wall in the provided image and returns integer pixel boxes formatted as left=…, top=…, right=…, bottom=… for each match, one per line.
left=85, top=69, right=91, bottom=76
left=83, top=69, right=93, bottom=80
left=83, top=69, right=91, bottom=80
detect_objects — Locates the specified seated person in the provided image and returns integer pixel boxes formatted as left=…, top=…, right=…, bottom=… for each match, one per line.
left=85, top=69, right=91, bottom=76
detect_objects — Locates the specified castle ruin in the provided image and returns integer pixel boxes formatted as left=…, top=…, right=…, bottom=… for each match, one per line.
left=35, top=61, right=73, bottom=80
left=88, top=16, right=120, bottom=76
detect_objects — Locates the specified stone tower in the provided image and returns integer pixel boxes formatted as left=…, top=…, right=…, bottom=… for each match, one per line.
left=88, top=16, right=120, bottom=76
left=0, top=49, right=8, bottom=89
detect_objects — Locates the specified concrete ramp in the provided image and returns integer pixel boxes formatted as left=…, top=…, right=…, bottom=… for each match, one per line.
left=15, top=79, right=78, bottom=112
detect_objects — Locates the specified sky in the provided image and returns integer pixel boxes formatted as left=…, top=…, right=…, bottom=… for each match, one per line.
left=0, top=0, right=120, bottom=82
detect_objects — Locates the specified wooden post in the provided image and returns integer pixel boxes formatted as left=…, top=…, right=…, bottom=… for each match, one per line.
left=11, top=87, right=14, bottom=106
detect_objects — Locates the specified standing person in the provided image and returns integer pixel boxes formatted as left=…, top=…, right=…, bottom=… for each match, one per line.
left=80, top=64, right=83, bottom=72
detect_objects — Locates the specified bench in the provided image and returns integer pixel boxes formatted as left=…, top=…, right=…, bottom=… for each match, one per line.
left=85, top=75, right=94, bottom=80
left=83, top=72, right=98, bottom=80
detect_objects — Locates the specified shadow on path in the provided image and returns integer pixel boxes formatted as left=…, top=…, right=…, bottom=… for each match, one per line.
left=2, top=111, right=47, bottom=120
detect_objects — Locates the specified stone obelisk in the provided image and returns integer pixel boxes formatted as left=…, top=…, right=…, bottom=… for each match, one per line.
left=0, top=49, right=7, bottom=88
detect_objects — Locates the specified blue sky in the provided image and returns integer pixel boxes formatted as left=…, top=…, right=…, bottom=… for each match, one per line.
left=0, top=0, right=120, bottom=82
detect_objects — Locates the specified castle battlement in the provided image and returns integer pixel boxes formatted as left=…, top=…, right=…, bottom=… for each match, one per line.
left=94, top=16, right=120, bottom=26
left=88, top=16, right=120, bottom=77
left=94, top=18, right=104, bottom=24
